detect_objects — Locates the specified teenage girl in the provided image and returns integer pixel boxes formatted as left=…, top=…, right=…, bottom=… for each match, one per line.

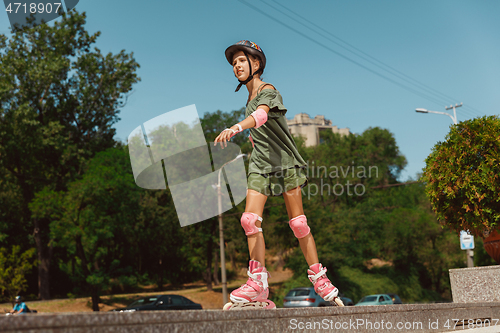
left=215, top=40, right=343, bottom=309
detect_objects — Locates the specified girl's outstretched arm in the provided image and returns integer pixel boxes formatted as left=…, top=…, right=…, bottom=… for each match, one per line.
left=213, top=104, right=270, bottom=148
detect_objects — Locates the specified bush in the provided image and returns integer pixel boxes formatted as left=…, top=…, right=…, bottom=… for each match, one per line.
left=422, top=116, right=500, bottom=236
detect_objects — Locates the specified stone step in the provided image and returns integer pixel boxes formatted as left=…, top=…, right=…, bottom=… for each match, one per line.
left=1, top=302, right=500, bottom=333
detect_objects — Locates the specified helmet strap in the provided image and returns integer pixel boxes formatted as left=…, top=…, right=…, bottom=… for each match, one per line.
left=235, top=52, right=256, bottom=92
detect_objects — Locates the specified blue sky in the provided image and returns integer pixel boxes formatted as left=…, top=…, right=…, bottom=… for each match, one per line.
left=1, top=0, right=499, bottom=181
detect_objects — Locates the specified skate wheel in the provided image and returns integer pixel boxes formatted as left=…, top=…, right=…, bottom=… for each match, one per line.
left=223, top=302, right=234, bottom=310
left=222, top=300, right=276, bottom=310
left=265, top=300, right=277, bottom=309
left=330, top=297, right=345, bottom=307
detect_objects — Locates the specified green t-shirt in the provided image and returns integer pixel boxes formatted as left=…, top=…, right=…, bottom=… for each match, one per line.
left=245, top=87, right=307, bottom=175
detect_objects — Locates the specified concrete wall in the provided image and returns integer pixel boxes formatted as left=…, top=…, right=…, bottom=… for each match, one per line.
left=450, top=265, right=500, bottom=303
left=2, top=302, right=500, bottom=333
left=289, top=124, right=319, bottom=147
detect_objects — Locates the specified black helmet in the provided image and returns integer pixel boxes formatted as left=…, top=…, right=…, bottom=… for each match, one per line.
left=225, top=40, right=266, bottom=92
left=15, top=296, right=21, bottom=302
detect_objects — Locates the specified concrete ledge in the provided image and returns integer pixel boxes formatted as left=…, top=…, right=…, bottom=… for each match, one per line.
left=450, top=265, right=500, bottom=303
left=1, top=303, right=500, bottom=333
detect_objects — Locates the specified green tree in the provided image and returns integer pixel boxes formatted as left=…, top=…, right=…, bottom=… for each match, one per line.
left=0, top=10, right=140, bottom=299
left=201, top=108, right=250, bottom=149
left=30, top=148, right=142, bottom=311
left=318, top=127, right=407, bottom=187
left=133, top=189, right=186, bottom=289
left=422, top=116, right=500, bottom=236
left=0, top=246, right=36, bottom=302
left=0, top=168, right=25, bottom=247
left=375, top=184, right=463, bottom=299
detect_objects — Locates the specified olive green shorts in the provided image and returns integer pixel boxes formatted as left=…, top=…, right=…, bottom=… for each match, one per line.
left=247, top=167, right=308, bottom=197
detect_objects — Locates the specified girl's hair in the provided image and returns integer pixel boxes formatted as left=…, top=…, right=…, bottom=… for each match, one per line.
left=248, top=53, right=264, bottom=77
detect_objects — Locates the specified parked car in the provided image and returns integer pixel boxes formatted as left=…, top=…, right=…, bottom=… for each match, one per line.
left=283, top=287, right=354, bottom=307
left=387, top=293, right=403, bottom=304
left=355, top=294, right=393, bottom=306
left=110, top=295, right=202, bottom=312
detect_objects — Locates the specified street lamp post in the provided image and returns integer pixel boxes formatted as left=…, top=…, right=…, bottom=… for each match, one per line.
left=415, top=103, right=462, bottom=125
left=417, top=104, right=474, bottom=265
left=217, top=153, right=246, bottom=305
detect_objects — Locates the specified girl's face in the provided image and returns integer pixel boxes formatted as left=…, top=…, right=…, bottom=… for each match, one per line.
left=232, top=51, right=258, bottom=80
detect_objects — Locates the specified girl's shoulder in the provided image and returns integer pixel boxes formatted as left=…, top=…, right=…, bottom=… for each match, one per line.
left=246, top=83, right=280, bottom=108
left=257, top=82, right=277, bottom=93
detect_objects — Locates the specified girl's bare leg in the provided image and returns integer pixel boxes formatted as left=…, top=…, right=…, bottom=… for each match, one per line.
left=245, top=189, right=268, bottom=265
left=282, top=186, right=319, bottom=266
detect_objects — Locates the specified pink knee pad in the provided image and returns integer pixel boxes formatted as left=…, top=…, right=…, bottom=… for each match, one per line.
left=289, top=215, right=310, bottom=239
left=241, top=212, right=263, bottom=236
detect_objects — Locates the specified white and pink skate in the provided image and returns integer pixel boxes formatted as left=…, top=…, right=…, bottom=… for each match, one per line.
left=308, top=263, right=344, bottom=306
left=223, top=260, right=276, bottom=310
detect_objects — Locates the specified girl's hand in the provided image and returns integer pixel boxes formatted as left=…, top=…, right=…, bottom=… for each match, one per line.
left=214, top=128, right=235, bottom=149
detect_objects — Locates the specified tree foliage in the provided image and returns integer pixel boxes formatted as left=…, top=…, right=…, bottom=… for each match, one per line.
left=0, top=246, right=36, bottom=302
left=0, top=9, right=140, bottom=299
left=29, top=148, right=142, bottom=310
left=422, top=116, right=500, bottom=236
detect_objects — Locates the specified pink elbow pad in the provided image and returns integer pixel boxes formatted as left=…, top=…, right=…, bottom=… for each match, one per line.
left=251, top=108, right=268, bottom=128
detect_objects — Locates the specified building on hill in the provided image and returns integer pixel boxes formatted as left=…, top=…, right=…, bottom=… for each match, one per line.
left=286, top=113, right=350, bottom=147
